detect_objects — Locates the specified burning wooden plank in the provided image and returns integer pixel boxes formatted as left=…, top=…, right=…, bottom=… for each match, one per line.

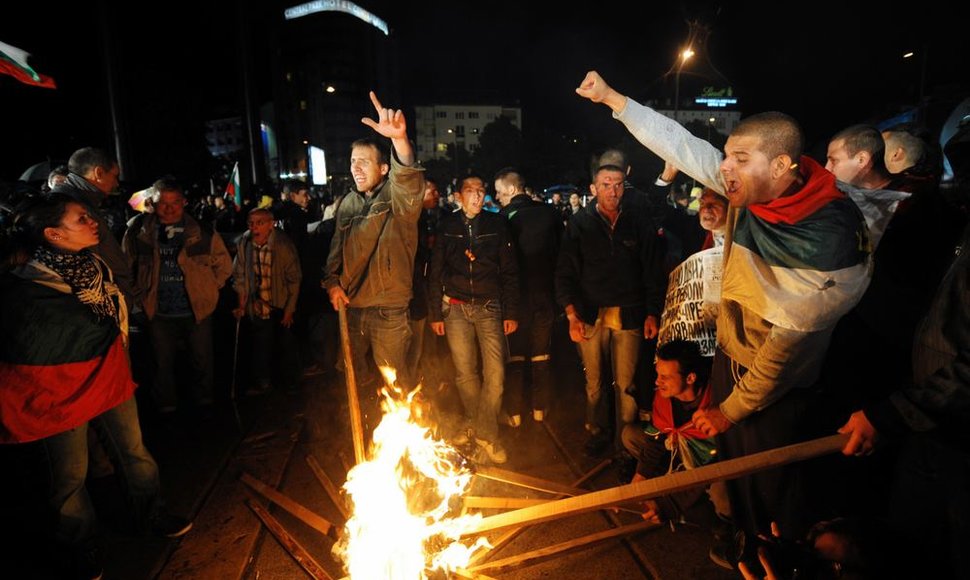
left=465, top=434, right=847, bottom=535
left=462, top=496, right=549, bottom=510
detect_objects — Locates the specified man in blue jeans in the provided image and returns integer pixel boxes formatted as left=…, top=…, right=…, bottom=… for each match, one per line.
left=323, top=92, right=425, bottom=421
left=429, top=175, right=519, bottom=464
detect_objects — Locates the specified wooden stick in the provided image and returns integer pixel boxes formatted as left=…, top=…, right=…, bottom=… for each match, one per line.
left=474, top=466, right=588, bottom=497
left=468, top=520, right=658, bottom=574
left=465, top=434, right=848, bottom=536
left=246, top=499, right=333, bottom=580
left=240, top=472, right=333, bottom=537
left=338, top=304, right=366, bottom=465
left=467, top=459, right=612, bottom=567
left=453, top=568, right=498, bottom=580
left=305, top=454, right=351, bottom=521
left=463, top=496, right=550, bottom=510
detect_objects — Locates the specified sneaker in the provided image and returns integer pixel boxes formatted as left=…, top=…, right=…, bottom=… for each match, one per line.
left=532, top=409, right=545, bottom=422
left=475, top=438, right=508, bottom=464
left=151, top=513, right=193, bottom=538
left=73, top=547, right=103, bottom=580
left=709, top=520, right=743, bottom=570
left=452, top=427, right=473, bottom=446
left=507, top=414, right=522, bottom=428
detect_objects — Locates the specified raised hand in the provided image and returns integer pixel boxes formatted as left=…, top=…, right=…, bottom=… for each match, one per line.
left=360, top=91, right=407, bottom=141
left=576, top=71, right=612, bottom=103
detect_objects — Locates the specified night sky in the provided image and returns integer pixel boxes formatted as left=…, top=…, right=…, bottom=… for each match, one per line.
left=3, top=1, right=968, bottom=184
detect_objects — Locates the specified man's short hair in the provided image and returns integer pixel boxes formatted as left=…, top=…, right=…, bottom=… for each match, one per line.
left=248, top=207, right=273, bottom=221
left=594, top=164, right=626, bottom=179
left=597, top=148, right=629, bottom=173
left=884, top=122, right=932, bottom=172
left=350, top=138, right=389, bottom=166
left=458, top=173, right=485, bottom=191
left=281, top=179, right=308, bottom=196
left=732, top=112, right=804, bottom=162
left=494, top=167, right=524, bottom=191
left=151, top=177, right=184, bottom=202
left=67, top=147, right=116, bottom=177
left=831, top=124, right=885, bottom=162
left=656, top=339, right=709, bottom=387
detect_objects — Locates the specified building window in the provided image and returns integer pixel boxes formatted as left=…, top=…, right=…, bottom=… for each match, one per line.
left=456, top=112, right=465, bottom=119
left=455, top=125, right=465, bottom=137
left=469, top=111, right=479, bottom=119
left=436, top=111, right=447, bottom=118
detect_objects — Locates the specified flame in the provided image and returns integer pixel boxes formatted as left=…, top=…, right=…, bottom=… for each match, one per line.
left=334, top=367, right=489, bottom=579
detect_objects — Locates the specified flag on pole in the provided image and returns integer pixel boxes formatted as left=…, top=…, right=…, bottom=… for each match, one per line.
left=225, top=162, right=241, bottom=210
left=0, top=40, right=56, bottom=89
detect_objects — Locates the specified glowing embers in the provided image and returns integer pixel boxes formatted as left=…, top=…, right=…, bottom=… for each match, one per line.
left=334, top=368, right=488, bottom=579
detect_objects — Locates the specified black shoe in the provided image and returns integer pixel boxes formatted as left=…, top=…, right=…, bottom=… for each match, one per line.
left=584, top=434, right=610, bottom=457
left=151, top=513, right=193, bottom=538
left=615, top=452, right=637, bottom=483
left=709, top=519, right=743, bottom=570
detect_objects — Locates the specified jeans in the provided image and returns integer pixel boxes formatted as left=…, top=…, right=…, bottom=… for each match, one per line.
left=346, top=306, right=412, bottom=426
left=576, top=321, right=641, bottom=445
left=443, top=301, right=507, bottom=443
left=148, top=314, right=214, bottom=409
left=505, top=298, right=555, bottom=416
left=40, top=397, right=160, bottom=546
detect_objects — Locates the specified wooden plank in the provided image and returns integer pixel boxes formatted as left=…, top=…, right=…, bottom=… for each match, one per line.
left=338, top=305, right=367, bottom=464
left=305, top=454, right=351, bottom=521
left=453, top=568, right=498, bottom=580
left=467, top=458, right=611, bottom=567
left=466, top=434, right=848, bottom=535
left=247, top=499, right=334, bottom=580
left=474, top=466, right=588, bottom=497
left=240, top=472, right=334, bottom=537
left=468, top=520, right=658, bottom=574
left=463, top=496, right=550, bottom=510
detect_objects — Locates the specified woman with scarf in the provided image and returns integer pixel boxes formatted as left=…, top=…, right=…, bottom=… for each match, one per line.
left=0, top=194, right=190, bottom=580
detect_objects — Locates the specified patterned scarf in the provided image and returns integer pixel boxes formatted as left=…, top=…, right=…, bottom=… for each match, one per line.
left=33, top=246, right=119, bottom=324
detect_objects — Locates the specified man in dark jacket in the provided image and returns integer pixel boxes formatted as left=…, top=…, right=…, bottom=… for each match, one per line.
left=429, top=174, right=519, bottom=464
left=52, top=147, right=134, bottom=307
left=556, top=164, right=666, bottom=456
left=495, top=168, right=562, bottom=426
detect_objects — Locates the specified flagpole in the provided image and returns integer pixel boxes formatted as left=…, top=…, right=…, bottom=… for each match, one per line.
left=98, top=0, right=130, bottom=180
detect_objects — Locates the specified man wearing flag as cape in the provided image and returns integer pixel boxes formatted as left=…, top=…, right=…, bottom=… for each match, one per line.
left=577, top=71, right=871, bottom=561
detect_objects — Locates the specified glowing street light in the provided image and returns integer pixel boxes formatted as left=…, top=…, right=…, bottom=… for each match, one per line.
left=674, top=47, right=694, bottom=123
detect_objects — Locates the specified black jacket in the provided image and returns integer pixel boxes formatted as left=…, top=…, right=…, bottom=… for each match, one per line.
left=555, top=199, right=665, bottom=329
left=500, top=194, right=562, bottom=301
left=428, top=210, right=519, bottom=322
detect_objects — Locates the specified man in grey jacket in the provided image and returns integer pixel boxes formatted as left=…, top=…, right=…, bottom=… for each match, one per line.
left=123, top=178, right=233, bottom=412
left=323, top=92, right=425, bottom=408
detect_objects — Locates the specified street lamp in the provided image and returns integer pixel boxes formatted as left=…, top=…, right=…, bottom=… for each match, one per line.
left=446, top=128, right=458, bottom=178
left=674, top=47, right=694, bottom=123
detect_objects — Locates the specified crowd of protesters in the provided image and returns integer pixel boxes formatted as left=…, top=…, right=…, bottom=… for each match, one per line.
left=2, top=79, right=970, bottom=580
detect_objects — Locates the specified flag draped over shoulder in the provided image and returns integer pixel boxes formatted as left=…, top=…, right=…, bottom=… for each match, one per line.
left=0, top=40, right=56, bottom=89
left=721, top=157, right=871, bottom=332
left=225, top=161, right=241, bottom=209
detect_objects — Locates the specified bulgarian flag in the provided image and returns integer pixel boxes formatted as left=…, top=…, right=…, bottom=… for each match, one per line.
left=225, top=161, right=241, bottom=210
left=0, top=40, right=56, bottom=89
